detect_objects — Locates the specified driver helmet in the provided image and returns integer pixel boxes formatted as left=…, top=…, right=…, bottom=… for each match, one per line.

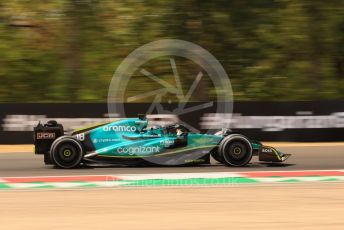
left=176, top=128, right=184, bottom=136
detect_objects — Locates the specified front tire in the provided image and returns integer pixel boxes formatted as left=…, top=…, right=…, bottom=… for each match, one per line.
left=219, top=135, right=253, bottom=167
left=50, top=137, right=83, bottom=169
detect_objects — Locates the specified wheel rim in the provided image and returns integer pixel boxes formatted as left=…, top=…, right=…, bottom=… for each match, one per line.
left=233, top=146, right=242, bottom=156
left=63, top=149, right=72, bottom=157
left=229, top=143, right=246, bottom=160
left=53, top=142, right=82, bottom=168
left=222, top=140, right=252, bottom=166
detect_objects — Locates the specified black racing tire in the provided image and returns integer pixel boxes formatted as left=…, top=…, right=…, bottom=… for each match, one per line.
left=210, top=147, right=224, bottom=163
left=219, top=135, right=253, bottom=167
left=50, top=137, right=83, bottom=169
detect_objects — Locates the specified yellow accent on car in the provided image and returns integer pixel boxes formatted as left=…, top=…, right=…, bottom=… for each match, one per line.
left=271, top=147, right=281, bottom=161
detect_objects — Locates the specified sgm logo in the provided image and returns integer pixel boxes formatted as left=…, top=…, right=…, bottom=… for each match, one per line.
left=103, top=125, right=137, bottom=132
left=262, top=148, right=273, bottom=153
left=36, top=132, right=55, bottom=140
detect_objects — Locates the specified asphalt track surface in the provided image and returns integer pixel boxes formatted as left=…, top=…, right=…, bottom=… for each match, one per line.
left=0, top=144, right=343, bottom=177
left=2, top=184, right=344, bottom=230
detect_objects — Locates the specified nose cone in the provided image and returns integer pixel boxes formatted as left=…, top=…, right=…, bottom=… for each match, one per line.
left=259, top=146, right=291, bottom=162
left=279, top=151, right=291, bottom=161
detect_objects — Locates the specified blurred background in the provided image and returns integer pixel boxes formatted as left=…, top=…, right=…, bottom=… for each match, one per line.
left=0, top=0, right=343, bottom=102
left=0, top=0, right=344, bottom=143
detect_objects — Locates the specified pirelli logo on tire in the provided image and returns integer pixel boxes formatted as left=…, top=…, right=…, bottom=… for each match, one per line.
left=36, top=132, right=56, bottom=140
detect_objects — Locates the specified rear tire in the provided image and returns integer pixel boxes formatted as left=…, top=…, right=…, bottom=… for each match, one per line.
left=219, top=135, right=253, bottom=167
left=50, top=137, right=83, bottom=169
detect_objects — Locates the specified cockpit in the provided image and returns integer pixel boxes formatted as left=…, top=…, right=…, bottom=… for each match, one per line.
left=163, top=124, right=189, bottom=147
left=163, top=124, right=189, bottom=136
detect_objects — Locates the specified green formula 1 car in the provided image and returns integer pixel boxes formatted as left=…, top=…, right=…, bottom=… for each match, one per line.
left=34, top=115, right=290, bottom=168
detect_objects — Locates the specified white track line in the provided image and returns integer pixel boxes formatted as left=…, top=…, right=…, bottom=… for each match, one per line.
left=1, top=169, right=344, bottom=181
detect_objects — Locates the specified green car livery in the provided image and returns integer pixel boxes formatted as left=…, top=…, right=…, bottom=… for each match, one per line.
left=34, top=115, right=290, bottom=169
